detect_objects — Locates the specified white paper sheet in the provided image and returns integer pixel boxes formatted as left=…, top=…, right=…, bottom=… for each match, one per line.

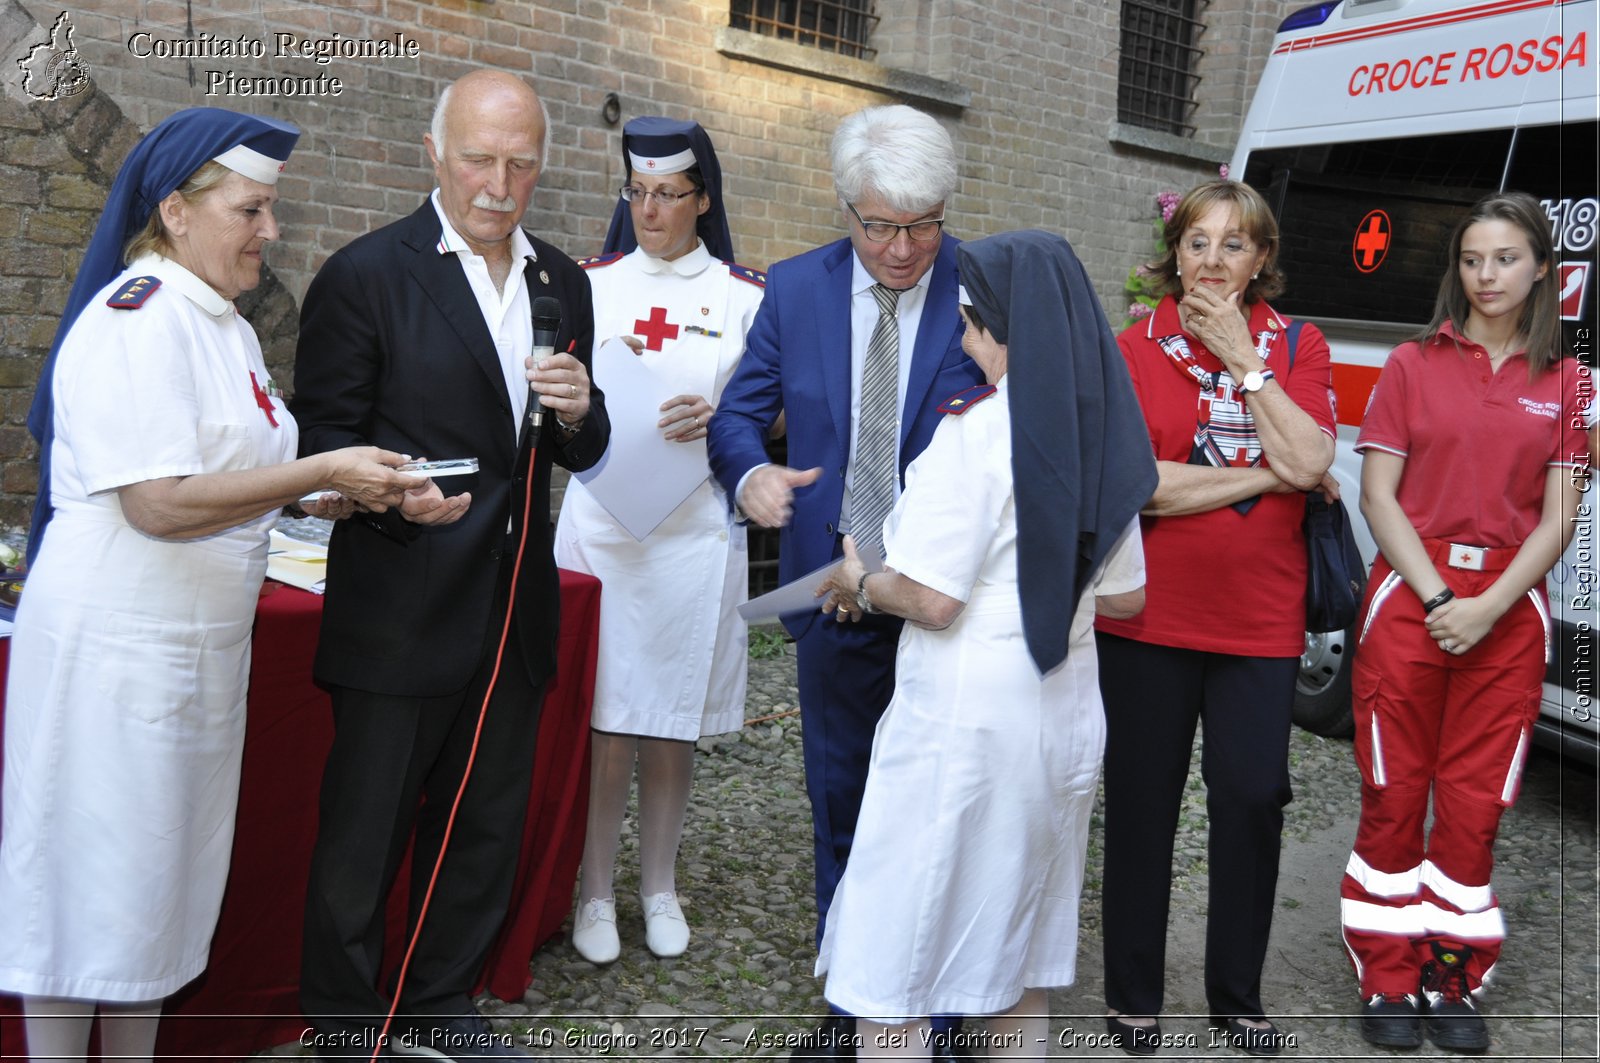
left=574, top=337, right=711, bottom=541
left=737, top=549, right=884, bottom=624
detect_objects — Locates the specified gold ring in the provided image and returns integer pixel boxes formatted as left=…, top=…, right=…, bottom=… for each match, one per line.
left=568, top=384, right=578, bottom=398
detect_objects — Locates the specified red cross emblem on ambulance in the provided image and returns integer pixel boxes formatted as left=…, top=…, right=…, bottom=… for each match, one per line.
left=1352, top=210, right=1391, bottom=274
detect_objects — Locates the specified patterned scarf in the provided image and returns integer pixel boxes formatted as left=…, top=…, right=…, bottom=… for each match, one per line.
left=1157, top=327, right=1279, bottom=513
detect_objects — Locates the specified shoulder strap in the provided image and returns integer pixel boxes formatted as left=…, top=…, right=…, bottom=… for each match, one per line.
left=1286, top=319, right=1305, bottom=374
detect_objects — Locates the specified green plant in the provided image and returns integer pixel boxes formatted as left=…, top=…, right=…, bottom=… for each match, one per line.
left=748, top=625, right=789, bottom=659
left=1121, top=189, right=1180, bottom=330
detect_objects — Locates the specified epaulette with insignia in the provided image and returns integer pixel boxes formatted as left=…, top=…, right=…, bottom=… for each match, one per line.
left=577, top=252, right=624, bottom=270
left=106, top=276, right=162, bottom=309
left=937, top=384, right=998, bottom=415
left=726, top=262, right=766, bottom=288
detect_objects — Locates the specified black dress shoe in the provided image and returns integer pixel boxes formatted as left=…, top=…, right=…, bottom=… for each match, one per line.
left=1105, top=1015, right=1161, bottom=1056
left=789, top=1015, right=858, bottom=1061
left=1210, top=1015, right=1285, bottom=1056
left=1360, top=992, right=1423, bottom=1049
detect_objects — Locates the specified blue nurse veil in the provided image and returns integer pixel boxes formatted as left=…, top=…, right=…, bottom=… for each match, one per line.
left=956, top=230, right=1158, bottom=673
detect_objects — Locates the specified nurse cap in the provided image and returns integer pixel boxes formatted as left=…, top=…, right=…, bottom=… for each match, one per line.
left=211, top=114, right=299, bottom=184
left=624, top=116, right=700, bottom=176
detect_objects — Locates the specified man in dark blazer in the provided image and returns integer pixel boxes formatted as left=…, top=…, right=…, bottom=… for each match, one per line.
left=291, top=70, right=608, bottom=1057
left=707, top=104, right=983, bottom=1061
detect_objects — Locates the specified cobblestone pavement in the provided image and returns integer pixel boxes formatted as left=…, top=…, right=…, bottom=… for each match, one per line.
left=249, top=635, right=1598, bottom=1061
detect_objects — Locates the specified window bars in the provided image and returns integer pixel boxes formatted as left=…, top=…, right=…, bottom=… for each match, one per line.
left=1118, top=0, right=1207, bottom=137
left=731, top=0, right=880, bottom=61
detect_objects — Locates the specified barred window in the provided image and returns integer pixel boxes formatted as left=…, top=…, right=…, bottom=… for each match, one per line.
left=730, top=0, right=880, bottom=61
left=1118, top=0, right=1206, bottom=137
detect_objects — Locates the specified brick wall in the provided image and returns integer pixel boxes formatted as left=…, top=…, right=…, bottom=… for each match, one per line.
left=0, top=0, right=1294, bottom=529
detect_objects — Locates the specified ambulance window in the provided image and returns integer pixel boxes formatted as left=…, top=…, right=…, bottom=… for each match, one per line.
left=1242, top=130, right=1512, bottom=326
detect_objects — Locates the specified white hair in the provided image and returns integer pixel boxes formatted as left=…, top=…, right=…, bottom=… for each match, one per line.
left=429, top=79, right=552, bottom=166
left=831, top=104, right=957, bottom=214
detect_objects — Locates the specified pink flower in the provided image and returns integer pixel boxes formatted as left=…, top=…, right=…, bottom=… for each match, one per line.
left=1127, top=302, right=1154, bottom=319
left=1218, top=163, right=1230, bottom=180
left=1156, top=190, right=1180, bottom=223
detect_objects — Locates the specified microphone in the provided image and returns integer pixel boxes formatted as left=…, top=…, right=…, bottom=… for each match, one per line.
left=529, top=296, right=562, bottom=429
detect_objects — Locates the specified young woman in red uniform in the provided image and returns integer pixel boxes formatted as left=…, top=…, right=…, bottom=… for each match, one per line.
left=1343, top=191, right=1587, bottom=1054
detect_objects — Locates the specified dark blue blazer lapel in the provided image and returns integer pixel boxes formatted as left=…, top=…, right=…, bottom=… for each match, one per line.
left=816, top=240, right=856, bottom=465
left=901, top=237, right=962, bottom=459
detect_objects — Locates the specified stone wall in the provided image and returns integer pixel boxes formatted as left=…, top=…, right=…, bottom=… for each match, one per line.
left=0, top=0, right=1293, bottom=528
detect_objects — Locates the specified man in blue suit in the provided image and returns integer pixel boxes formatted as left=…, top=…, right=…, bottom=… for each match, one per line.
left=708, top=105, right=983, bottom=1060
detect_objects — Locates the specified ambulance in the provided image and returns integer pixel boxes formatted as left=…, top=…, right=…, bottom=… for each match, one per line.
left=1229, top=0, right=1599, bottom=758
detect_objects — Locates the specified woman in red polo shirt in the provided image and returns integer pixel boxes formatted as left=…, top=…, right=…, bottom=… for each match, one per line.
left=1342, top=191, right=1586, bottom=1055
left=1097, top=179, right=1336, bottom=1057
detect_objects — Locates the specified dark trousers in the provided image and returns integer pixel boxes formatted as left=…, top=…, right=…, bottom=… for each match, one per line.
left=299, top=615, right=545, bottom=1035
left=1097, top=633, right=1296, bottom=1020
left=794, top=610, right=901, bottom=947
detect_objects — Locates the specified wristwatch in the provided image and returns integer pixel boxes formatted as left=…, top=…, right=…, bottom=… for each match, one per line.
left=1239, top=368, right=1276, bottom=394
left=855, top=572, right=879, bottom=615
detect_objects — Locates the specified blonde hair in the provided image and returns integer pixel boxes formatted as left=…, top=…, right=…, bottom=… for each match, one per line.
left=122, top=160, right=233, bottom=263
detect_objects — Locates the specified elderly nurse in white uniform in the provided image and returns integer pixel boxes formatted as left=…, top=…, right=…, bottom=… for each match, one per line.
left=0, top=108, right=417, bottom=1063
left=815, top=230, right=1158, bottom=1060
left=556, top=117, right=764, bottom=964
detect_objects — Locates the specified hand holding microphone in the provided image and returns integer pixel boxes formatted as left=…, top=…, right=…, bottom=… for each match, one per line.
left=526, top=295, right=591, bottom=432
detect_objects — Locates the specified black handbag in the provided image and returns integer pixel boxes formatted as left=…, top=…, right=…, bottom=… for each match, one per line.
left=1283, top=320, right=1365, bottom=632
left=1303, top=492, right=1364, bottom=632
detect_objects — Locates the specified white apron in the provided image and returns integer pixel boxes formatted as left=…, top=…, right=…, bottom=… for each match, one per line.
left=554, top=244, right=763, bottom=740
left=816, top=380, right=1144, bottom=1021
left=0, top=256, right=296, bottom=1000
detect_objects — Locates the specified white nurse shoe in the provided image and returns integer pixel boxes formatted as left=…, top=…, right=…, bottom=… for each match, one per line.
left=641, top=891, right=689, bottom=958
left=571, top=897, right=619, bottom=965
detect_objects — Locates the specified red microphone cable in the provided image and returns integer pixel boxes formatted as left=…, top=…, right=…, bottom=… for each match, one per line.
left=370, top=353, right=569, bottom=1059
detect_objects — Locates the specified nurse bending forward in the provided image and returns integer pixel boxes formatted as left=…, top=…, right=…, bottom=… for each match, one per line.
left=815, top=230, right=1157, bottom=1060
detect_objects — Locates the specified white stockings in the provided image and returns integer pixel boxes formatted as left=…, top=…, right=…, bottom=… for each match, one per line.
left=987, top=987, right=1051, bottom=1058
left=23, top=996, right=161, bottom=1062
left=578, top=730, right=696, bottom=902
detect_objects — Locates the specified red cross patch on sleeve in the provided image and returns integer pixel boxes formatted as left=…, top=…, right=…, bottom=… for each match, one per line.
left=105, top=276, right=162, bottom=309
left=937, top=384, right=998, bottom=415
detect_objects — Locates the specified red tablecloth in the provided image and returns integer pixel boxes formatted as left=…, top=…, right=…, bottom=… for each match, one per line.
left=0, top=571, right=599, bottom=1061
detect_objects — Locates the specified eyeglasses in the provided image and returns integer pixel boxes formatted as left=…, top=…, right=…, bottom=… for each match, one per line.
left=846, top=201, right=945, bottom=243
left=1177, top=235, right=1258, bottom=260
left=619, top=184, right=698, bottom=206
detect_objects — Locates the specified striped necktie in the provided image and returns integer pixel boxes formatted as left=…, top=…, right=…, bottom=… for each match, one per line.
left=852, top=283, right=900, bottom=559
